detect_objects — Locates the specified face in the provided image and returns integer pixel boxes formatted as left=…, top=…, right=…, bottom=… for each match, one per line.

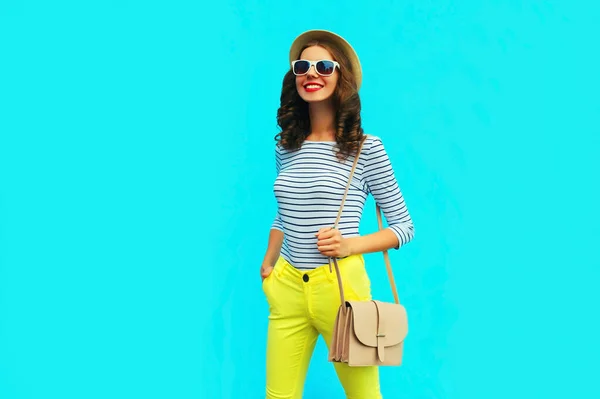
left=295, top=45, right=339, bottom=103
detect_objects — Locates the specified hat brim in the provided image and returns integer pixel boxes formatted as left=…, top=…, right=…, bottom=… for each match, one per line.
left=288, top=29, right=362, bottom=90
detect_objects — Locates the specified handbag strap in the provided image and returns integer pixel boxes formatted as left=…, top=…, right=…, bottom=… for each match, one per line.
left=329, top=135, right=401, bottom=310
left=332, top=136, right=367, bottom=229
left=375, top=204, right=401, bottom=305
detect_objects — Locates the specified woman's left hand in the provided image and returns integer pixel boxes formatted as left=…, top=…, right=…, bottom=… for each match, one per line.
left=315, top=227, right=352, bottom=258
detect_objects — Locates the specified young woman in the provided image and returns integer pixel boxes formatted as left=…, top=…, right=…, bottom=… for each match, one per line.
left=260, top=29, right=415, bottom=399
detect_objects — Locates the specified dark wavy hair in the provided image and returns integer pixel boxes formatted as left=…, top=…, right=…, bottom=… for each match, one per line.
left=274, top=40, right=364, bottom=161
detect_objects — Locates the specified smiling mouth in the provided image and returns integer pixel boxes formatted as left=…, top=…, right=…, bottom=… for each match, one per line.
left=304, top=84, right=323, bottom=92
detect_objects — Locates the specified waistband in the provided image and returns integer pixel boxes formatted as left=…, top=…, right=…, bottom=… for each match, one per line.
left=273, top=255, right=365, bottom=284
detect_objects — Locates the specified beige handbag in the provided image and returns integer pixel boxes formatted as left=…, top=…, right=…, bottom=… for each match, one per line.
left=328, top=136, right=409, bottom=367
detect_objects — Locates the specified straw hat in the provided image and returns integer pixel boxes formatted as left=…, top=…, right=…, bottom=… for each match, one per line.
left=288, top=29, right=362, bottom=90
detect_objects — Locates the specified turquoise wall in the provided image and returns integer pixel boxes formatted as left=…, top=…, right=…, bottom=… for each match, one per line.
left=1, top=1, right=598, bottom=398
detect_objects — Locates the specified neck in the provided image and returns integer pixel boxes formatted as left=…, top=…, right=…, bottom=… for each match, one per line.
left=306, top=100, right=336, bottom=141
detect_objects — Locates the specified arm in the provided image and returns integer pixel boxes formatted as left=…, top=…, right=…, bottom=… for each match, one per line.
left=317, top=137, right=414, bottom=257
left=262, top=227, right=284, bottom=268
left=360, top=136, right=414, bottom=252
left=265, top=200, right=285, bottom=267
left=260, top=214, right=284, bottom=279
left=346, top=227, right=400, bottom=256
left=261, top=145, right=285, bottom=278
left=316, top=225, right=399, bottom=257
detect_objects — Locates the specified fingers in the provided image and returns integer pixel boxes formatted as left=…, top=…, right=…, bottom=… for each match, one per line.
left=315, top=226, right=334, bottom=238
left=315, top=227, right=343, bottom=257
left=315, top=227, right=339, bottom=241
left=317, top=231, right=341, bottom=246
left=317, top=244, right=337, bottom=253
left=260, top=266, right=273, bottom=280
left=319, top=249, right=340, bottom=257
left=261, top=268, right=272, bottom=277
left=317, top=238, right=338, bottom=247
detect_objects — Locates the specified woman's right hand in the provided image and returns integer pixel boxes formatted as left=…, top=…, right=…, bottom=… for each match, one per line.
left=261, top=229, right=283, bottom=282
left=260, top=264, right=273, bottom=281
left=260, top=264, right=274, bottom=281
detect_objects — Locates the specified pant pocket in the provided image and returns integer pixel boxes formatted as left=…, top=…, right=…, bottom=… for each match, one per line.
left=262, top=270, right=275, bottom=294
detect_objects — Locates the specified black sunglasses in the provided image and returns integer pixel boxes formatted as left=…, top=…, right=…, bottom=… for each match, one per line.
left=291, top=59, right=340, bottom=77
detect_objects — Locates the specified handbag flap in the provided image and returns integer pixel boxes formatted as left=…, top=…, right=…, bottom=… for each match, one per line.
left=347, top=300, right=408, bottom=348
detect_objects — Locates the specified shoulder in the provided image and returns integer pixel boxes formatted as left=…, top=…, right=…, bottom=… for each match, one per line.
left=362, top=134, right=387, bottom=156
left=275, top=142, right=285, bottom=156
left=363, top=134, right=383, bottom=143
left=274, top=141, right=301, bottom=162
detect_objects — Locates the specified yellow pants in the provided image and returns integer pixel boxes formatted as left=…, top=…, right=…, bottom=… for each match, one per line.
left=262, top=255, right=383, bottom=399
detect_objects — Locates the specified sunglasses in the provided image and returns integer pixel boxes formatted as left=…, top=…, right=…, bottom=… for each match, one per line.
left=291, top=59, right=340, bottom=77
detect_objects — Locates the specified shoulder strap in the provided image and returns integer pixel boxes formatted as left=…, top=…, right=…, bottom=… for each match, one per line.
left=332, top=136, right=367, bottom=229
left=329, top=135, right=401, bottom=308
left=376, top=204, right=400, bottom=305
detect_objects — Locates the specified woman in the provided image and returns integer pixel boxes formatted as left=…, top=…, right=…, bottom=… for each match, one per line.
left=260, top=29, right=414, bottom=399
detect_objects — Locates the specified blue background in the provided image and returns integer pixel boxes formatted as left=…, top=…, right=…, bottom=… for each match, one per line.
left=1, top=1, right=599, bottom=398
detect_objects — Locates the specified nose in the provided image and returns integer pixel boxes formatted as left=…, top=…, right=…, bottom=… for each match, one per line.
left=306, top=64, right=318, bottom=78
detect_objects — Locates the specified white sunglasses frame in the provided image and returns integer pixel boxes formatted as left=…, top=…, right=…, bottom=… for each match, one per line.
left=291, top=59, right=340, bottom=76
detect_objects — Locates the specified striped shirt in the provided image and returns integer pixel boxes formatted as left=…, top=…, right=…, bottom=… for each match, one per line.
left=271, top=135, right=414, bottom=270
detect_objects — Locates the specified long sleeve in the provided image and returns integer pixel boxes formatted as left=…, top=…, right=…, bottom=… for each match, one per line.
left=271, top=145, right=284, bottom=232
left=363, top=136, right=414, bottom=248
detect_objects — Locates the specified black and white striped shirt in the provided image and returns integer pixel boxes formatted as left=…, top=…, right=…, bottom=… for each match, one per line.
left=271, top=135, right=414, bottom=270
